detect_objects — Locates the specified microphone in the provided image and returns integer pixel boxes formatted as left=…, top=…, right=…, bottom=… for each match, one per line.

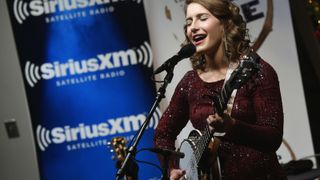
left=147, top=148, right=185, bottom=158
left=153, top=43, right=196, bottom=74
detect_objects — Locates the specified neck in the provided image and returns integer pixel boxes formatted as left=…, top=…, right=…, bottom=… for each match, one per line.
left=204, top=42, right=228, bottom=72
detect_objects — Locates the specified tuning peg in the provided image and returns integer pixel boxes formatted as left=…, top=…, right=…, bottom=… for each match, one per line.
left=106, top=141, right=111, bottom=149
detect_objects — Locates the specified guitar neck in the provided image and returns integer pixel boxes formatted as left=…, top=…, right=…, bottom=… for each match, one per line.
left=193, top=83, right=233, bottom=163
left=194, top=126, right=212, bottom=164
left=213, top=83, right=234, bottom=116
left=193, top=72, right=236, bottom=162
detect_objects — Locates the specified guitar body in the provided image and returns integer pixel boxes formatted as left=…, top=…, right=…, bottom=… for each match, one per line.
left=179, top=130, right=201, bottom=180
left=179, top=130, right=221, bottom=180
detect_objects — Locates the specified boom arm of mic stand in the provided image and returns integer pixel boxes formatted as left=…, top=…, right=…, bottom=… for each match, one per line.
left=116, top=68, right=174, bottom=180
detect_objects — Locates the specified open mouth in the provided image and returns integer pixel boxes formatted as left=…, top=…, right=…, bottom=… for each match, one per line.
left=193, top=34, right=206, bottom=44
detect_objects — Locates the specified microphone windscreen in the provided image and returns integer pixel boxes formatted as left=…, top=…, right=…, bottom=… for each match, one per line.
left=178, top=43, right=196, bottom=58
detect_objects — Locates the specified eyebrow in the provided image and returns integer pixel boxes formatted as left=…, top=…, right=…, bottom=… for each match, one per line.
left=185, top=13, right=210, bottom=21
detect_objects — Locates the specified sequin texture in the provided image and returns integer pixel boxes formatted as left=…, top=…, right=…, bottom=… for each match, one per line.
left=154, top=59, right=287, bottom=179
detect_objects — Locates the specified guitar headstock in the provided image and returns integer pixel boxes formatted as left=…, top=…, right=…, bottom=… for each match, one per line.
left=109, top=137, right=138, bottom=179
left=227, top=52, right=261, bottom=90
left=110, top=137, right=128, bottom=163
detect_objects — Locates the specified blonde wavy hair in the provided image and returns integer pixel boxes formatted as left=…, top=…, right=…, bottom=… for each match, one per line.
left=183, top=0, right=251, bottom=70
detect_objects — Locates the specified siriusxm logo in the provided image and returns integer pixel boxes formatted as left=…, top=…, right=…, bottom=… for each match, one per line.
left=13, top=0, right=142, bottom=24
left=36, top=108, right=161, bottom=151
left=24, top=41, right=152, bottom=87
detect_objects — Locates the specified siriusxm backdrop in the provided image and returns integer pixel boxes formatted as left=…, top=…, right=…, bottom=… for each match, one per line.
left=6, top=0, right=162, bottom=179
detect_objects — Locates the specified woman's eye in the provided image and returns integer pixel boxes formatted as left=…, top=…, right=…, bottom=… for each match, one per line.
left=186, top=20, right=192, bottom=26
left=200, top=16, right=208, bottom=21
left=199, top=14, right=208, bottom=21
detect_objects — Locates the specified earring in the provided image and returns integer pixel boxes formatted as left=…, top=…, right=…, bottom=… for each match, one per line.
left=223, top=29, right=231, bottom=62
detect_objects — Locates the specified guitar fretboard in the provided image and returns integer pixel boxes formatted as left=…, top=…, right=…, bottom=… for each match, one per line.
left=194, top=126, right=212, bottom=164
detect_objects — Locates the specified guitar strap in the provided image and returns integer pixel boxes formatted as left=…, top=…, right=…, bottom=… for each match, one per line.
left=224, top=61, right=239, bottom=115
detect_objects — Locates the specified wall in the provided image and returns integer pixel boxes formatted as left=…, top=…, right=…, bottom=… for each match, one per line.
left=0, top=1, right=40, bottom=180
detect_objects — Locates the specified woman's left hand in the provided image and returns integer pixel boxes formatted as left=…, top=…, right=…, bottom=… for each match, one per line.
left=206, top=113, right=235, bottom=133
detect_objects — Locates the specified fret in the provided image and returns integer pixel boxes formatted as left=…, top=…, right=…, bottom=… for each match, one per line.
left=195, top=125, right=212, bottom=164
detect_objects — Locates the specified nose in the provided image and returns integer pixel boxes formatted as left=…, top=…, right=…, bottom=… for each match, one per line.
left=190, top=21, right=199, bottom=33
left=191, top=26, right=199, bottom=33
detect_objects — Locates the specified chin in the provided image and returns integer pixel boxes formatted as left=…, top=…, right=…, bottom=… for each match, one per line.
left=195, top=45, right=209, bottom=54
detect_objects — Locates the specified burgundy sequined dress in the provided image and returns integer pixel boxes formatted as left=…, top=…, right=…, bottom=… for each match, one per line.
left=154, top=59, right=287, bottom=179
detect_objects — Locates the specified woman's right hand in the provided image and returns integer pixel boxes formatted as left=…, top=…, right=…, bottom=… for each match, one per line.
left=169, top=169, right=186, bottom=180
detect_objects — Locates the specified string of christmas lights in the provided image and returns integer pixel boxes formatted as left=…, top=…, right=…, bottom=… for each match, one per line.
left=307, top=0, right=320, bottom=40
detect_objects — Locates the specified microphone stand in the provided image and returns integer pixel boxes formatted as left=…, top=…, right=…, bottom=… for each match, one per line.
left=116, top=65, right=175, bottom=180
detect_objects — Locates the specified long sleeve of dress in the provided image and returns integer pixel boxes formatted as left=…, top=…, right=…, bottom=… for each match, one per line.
left=153, top=74, right=190, bottom=168
left=225, top=60, right=284, bottom=152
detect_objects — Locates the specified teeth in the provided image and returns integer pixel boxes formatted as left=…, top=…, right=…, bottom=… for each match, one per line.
left=193, top=34, right=206, bottom=42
